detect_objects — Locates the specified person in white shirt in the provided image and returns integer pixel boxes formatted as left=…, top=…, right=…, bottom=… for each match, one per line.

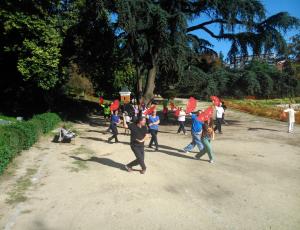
left=214, top=103, right=225, bottom=134
left=177, top=107, right=186, bottom=135
left=284, top=104, right=297, bottom=133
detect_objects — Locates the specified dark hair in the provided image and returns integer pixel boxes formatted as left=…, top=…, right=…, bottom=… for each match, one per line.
left=136, top=116, right=145, bottom=124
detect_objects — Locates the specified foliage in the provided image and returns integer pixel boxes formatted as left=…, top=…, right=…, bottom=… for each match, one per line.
left=226, top=99, right=300, bottom=124
left=113, top=62, right=136, bottom=91
left=65, top=63, right=94, bottom=96
left=287, top=34, right=300, bottom=61
left=176, top=59, right=299, bottom=99
left=0, top=0, right=299, bottom=114
left=0, top=113, right=61, bottom=175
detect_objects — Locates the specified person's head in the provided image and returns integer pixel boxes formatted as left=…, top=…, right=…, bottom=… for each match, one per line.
left=114, top=110, right=118, bottom=115
left=208, top=118, right=214, bottom=127
left=152, top=110, right=157, bottom=116
left=197, top=110, right=202, bottom=116
left=180, top=107, right=183, bottom=111
left=219, top=102, right=222, bottom=106
left=136, top=116, right=146, bottom=126
left=289, top=104, right=291, bottom=108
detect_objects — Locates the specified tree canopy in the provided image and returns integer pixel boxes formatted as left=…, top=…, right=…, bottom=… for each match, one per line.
left=0, top=0, right=299, bottom=114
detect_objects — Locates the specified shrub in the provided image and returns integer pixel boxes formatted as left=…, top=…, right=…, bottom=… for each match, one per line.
left=0, top=113, right=61, bottom=175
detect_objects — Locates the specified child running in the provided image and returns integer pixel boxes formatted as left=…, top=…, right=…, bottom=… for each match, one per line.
left=148, top=110, right=160, bottom=151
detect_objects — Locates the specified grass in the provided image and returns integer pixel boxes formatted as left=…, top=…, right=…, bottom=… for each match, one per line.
left=225, top=98, right=300, bottom=124
left=6, top=167, right=38, bottom=205
left=68, top=160, right=88, bottom=173
left=0, top=115, right=17, bottom=121
left=67, top=146, right=93, bottom=172
left=71, top=145, right=95, bottom=156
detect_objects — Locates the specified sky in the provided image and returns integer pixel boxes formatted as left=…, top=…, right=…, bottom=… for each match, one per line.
left=188, top=0, right=300, bottom=57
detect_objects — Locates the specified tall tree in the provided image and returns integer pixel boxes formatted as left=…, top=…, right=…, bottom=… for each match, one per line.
left=116, top=0, right=299, bottom=102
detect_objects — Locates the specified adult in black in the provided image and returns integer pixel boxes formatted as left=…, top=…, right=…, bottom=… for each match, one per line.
left=123, top=116, right=149, bottom=174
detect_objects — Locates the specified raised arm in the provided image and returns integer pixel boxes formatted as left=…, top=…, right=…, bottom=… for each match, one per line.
left=123, top=113, right=128, bottom=129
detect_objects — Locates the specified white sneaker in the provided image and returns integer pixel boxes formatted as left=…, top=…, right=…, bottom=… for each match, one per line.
left=183, top=149, right=190, bottom=154
left=209, top=160, right=214, bottom=164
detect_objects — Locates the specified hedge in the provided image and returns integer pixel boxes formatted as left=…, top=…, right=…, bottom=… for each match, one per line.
left=0, top=113, right=61, bottom=175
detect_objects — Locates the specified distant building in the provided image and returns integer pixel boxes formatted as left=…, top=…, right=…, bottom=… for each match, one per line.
left=228, top=53, right=277, bottom=69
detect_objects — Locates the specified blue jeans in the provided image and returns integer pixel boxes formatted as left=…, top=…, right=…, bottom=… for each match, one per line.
left=184, top=132, right=204, bottom=152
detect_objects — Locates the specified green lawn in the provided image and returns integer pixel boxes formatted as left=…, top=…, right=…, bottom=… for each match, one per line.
left=0, top=115, right=17, bottom=122
left=227, top=97, right=300, bottom=108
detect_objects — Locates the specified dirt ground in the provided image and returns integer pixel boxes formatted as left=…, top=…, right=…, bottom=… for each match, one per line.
left=0, top=102, right=299, bottom=230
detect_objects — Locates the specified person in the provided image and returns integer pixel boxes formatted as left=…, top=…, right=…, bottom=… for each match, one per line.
left=163, top=105, right=168, bottom=121
left=134, top=104, right=139, bottom=117
left=177, top=107, right=186, bottom=135
left=108, top=110, right=121, bottom=143
left=101, top=103, right=111, bottom=124
left=123, top=111, right=131, bottom=135
left=284, top=104, right=297, bottom=133
left=183, top=111, right=204, bottom=153
left=214, top=103, right=225, bottom=134
left=148, top=110, right=160, bottom=151
left=124, top=116, right=149, bottom=174
left=221, top=101, right=228, bottom=125
left=195, top=118, right=215, bottom=163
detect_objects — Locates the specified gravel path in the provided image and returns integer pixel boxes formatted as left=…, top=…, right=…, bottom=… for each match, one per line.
left=0, top=103, right=299, bottom=230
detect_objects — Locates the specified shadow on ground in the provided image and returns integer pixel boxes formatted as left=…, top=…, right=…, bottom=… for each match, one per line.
left=248, top=127, right=281, bottom=132
left=70, top=156, right=127, bottom=171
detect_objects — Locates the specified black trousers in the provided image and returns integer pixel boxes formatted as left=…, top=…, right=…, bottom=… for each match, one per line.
left=149, top=129, right=158, bottom=148
left=108, top=123, right=119, bottom=142
left=127, top=145, right=146, bottom=170
left=177, top=121, right=186, bottom=134
left=214, top=118, right=222, bottom=133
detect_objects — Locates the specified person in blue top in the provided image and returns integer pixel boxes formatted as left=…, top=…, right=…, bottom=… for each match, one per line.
left=183, top=110, right=204, bottom=154
left=148, top=110, right=160, bottom=151
left=108, top=110, right=121, bottom=143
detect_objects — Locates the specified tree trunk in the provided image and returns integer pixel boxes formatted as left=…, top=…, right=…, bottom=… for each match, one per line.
left=136, top=65, right=143, bottom=103
left=143, top=63, right=157, bottom=105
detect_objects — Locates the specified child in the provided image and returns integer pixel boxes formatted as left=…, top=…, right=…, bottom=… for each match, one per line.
left=177, top=107, right=186, bottom=135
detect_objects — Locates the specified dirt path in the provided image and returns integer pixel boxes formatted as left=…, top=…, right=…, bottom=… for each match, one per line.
left=0, top=103, right=300, bottom=230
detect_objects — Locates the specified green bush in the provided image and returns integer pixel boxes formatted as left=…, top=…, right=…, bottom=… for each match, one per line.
left=0, top=113, right=61, bottom=175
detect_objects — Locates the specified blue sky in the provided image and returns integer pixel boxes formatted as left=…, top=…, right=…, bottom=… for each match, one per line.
left=188, top=0, right=300, bottom=57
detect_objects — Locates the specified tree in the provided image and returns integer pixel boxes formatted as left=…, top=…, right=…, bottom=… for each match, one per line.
left=0, top=0, right=83, bottom=113
left=116, top=0, right=299, bottom=102
left=61, top=0, right=116, bottom=98
left=287, top=34, right=300, bottom=61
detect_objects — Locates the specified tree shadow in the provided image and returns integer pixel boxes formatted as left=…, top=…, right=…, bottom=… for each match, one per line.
left=146, top=148, right=196, bottom=160
left=87, top=129, right=108, bottom=134
left=79, top=136, right=130, bottom=145
left=225, top=120, right=242, bottom=125
left=80, top=136, right=107, bottom=142
left=70, top=156, right=127, bottom=171
left=248, top=127, right=280, bottom=132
